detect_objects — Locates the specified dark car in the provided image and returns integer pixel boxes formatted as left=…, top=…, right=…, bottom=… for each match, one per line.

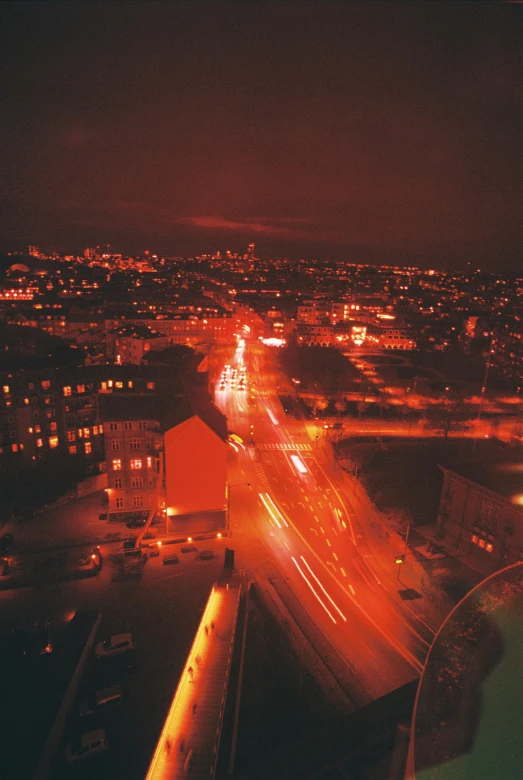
left=0, top=534, right=14, bottom=554
left=126, top=518, right=146, bottom=529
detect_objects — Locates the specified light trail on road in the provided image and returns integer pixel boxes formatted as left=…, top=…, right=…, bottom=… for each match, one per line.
left=291, top=556, right=338, bottom=624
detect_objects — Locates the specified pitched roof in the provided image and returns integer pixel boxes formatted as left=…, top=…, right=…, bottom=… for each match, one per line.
left=161, top=388, right=227, bottom=441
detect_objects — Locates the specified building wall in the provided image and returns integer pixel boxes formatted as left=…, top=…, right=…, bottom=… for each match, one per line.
left=104, top=418, right=161, bottom=518
left=164, top=416, right=227, bottom=517
left=436, top=468, right=523, bottom=574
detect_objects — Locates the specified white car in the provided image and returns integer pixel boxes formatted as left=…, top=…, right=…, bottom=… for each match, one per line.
left=94, top=633, right=135, bottom=659
left=65, top=729, right=108, bottom=763
left=78, top=685, right=122, bottom=718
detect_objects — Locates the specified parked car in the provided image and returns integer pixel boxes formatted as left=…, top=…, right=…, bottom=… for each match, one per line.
left=95, top=633, right=135, bottom=659
left=78, top=685, right=122, bottom=718
left=199, top=550, right=214, bottom=560
left=0, top=533, right=14, bottom=553
left=126, top=518, right=146, bottom=529
left=65, top=729, right=108, bottom=763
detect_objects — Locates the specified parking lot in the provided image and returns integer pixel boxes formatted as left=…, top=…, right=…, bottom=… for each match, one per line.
left=0, top=538, right=225, bottom=779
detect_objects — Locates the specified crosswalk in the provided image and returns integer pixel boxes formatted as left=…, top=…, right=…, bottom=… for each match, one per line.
left=257, top=442, right=313, bottom=451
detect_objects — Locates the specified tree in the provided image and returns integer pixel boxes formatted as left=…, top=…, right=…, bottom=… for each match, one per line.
left=334, top=399, right=347, bottom=419
left=424, top=399, right=472, bottom=441
left=314, top=397, right=329, bottom=417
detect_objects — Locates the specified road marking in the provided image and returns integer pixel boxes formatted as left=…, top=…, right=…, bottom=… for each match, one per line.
left=332, top=552, right=338, bottom=561
left=326, top=538, right=332, bottom=547
left=318, top=501, right=323, bottom=508
left=340, top=567, right=347, bottom=577
left=313, top=515, right=319, bottom=521
left=349, top=584, right=356, bottom=595
left=159, top=572, right=183, bottom=581
left=320, top=526, right=325, bottom=534
left=305, top=496, right=309, bottom=502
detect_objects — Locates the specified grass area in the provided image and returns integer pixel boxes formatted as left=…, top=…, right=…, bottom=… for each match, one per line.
left=278, top=345, right=367, bottom=394
left=335, top=437, right=500, bottom=528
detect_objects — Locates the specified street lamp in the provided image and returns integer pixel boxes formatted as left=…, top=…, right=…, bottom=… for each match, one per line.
left=226, top=482, right=250, bottom=535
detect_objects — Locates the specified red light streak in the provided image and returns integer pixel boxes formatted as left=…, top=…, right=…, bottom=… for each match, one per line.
left=300, top=556, right=347, bottom=622
left=291, top=556, right=337, bottom=624
left=259, top=492, right=281, bottom=528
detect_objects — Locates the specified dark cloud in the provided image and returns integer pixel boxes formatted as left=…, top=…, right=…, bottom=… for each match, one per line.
left=0, top=2, right=521, bottom=269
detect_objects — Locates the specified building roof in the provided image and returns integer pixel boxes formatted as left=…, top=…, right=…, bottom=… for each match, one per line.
left=100, top=395, right=160, bottom=422
left=108, top=324, right=166, bottom=340
left=443, top=446, right=523, bottom=508
left=161, top=388, right=228, bottom=441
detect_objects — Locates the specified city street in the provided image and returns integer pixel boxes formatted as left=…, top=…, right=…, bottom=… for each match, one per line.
left=214, top=341, right=433, bottom=702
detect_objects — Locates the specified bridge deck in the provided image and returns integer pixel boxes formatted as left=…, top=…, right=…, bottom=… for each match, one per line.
left=146, top=581, right=242, bottom=780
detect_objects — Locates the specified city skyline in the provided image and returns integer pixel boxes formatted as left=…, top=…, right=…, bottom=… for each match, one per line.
left=2, top=2, right=522, bottom=271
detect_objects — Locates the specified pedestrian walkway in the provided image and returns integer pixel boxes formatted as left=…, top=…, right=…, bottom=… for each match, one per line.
left=146, top=581, right=242, bottom=780
left=257, top=442, right=313, bottom=451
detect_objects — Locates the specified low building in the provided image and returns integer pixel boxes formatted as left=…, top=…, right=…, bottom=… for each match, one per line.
left=107, top=324, right=170, bottom=364
left=436, top=464, right=523, bottom=575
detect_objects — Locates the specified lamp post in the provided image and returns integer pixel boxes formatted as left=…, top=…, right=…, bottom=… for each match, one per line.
left=226, top=482, right=250, bottom=536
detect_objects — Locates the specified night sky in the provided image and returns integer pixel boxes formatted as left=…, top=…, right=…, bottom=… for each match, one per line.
left=1, top=2, right=522, bottom=269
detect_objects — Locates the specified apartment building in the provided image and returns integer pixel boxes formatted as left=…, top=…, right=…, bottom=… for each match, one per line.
left=101, top=396, right=162, bottom=522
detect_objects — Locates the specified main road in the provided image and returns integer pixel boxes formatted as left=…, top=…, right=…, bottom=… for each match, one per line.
left=212, top=340, right=434, bottom=707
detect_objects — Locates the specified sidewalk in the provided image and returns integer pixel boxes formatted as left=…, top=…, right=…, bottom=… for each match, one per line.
left=327, top=450, right=450, bottom=634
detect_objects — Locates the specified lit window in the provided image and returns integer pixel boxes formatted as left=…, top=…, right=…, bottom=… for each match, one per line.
left=84, top=441, right=92, bottom=455
left=11, top=443, right=18, bottom=453
left=77, top=428, right=83, bottom=438
left=147, top=382, right=155, bottom=390
left=49, top=436, right=59, bottom=449
left=41, top=380, right=51, bottom=390
left=93, top=425, right=99, bottom=435
left=115, top=381, right=123, bottom=389
left=28, top=427, right=33, bottom=434
left=24, top=397, right=30, bottom=405
left=69, top=445, right=77, bottom=455
left=147, top=456, right=153, bottom=468
left=109, top=422, right=118, bottom=432
left=128, top=381, right=133, bottom=388
left=77, top=384, right=85, bottom=393
left=133, top=496, right=144, bottom=507
left=112, top=458, right=122, bottom=470
left=83, top=427, right=90, bottom=439
left=478, top=538, right=485, bottom=548
left=35, top=425, right=41, bottom=433
left=108, top=380, right=113, bottom=388
left=36, top=438, right=43, bottom=447
left=3, top=385, right=9, bottom=394
left=101, top=382, right=107, bottom=391
left=63, top=386, right=72, bottom=396
left=49, top=422, right=57, bottom=432
left=486, top=543, right=493, bottom=553
left=99, top=423, right=103, bottom=433
left=116, top=497, right=124, bottom=509
left=471, top=535, right=478, bottom=544
left=114, top=478, right=122, bottom=489
left=130, top=458, right=142, bottom=470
